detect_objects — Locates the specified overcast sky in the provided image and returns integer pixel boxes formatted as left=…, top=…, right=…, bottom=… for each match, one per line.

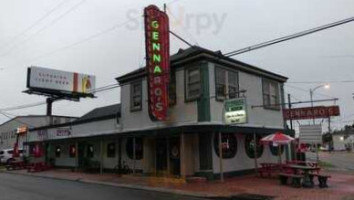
left=0, top=0, right=353, bottom=133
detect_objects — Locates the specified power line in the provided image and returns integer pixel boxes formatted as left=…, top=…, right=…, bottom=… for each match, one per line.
left=5, top=0, right=181, bottom=69
left=224, top=16, right=354, bottom=57
left=288, top=80, right=354, bottom=84
left=21, top=16, right=142, bottom=65
left=285, top=84, right=336, bottom=99
left=0, top=0, right=69, bottom=52
left=0, top=83, right=120, bottom=112
left=1, top=101, right=48, bottom=112
left=0, top=110, right=37, bottom=128
left=0, top=0, right=87, bottom=57
left=166, top=6, right=200, bottom=46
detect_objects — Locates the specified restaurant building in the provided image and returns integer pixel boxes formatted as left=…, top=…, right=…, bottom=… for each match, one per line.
left=0, top=115, right=76, bottom=151
left=26, top=46, right=289, bottom=179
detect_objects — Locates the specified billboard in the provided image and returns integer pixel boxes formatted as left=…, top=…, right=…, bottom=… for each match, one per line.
left=144, top=5, right=170, bottom=121
left=299, top=124, right=322, bottom=144
left=27, top=66, right=95, bottom=97
left=224, top=98, right=248, bottom=124
left=283, top=105, right=340, bottom=120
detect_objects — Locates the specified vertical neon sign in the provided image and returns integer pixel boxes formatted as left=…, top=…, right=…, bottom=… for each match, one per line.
left=144, top=5, right=170, bottom=121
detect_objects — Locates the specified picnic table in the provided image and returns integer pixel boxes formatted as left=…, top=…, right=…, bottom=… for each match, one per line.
left=283, top=164, right=321, bottom=188
left=259, top=162, right=285, bottom=177
left=5, top=161, right=27, bottom=171
left=27, top=162, right=52, bottom=173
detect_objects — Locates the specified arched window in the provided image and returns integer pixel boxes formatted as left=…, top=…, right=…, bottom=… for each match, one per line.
left=245, top=135, right=264, bottom=159
left=213, top=133, right=237, bottom=159
left=269, top=143, right=284, bottom=156
left=126, top=138, right=143, bottom=160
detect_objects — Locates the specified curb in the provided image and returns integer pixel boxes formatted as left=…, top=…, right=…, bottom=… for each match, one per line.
left=0, top=170, right=218, bottom=198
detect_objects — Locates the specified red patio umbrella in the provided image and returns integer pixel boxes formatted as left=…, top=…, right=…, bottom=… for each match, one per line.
left=261, top=132, right=295, bottom=164
left=261, top=131, right=294, bottom=144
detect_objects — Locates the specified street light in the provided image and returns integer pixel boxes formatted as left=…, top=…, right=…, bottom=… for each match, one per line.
left=310, top=84, right=330, bottom=124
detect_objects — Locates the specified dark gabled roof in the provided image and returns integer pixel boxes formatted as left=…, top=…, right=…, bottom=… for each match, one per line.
left=0, top=115, right=77, bottom=127
left=116, top=46, right=288, bottom=83
left=74, top=103, right=121, bottom=123
left=29, top=104, right=121, bottom=131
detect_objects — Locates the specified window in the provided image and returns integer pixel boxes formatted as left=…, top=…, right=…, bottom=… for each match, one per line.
left=269, top=143, right=284, bottom=156
left=116, top=112, right=121, bottom=124
left=87, top=144, right=94, bottom=158
left=262, top=79, right=280, bottom=109
left=55, top=146, right=61, bottom=158
left=130, top=81, right=142, bottom=111
left=185, top=67, right=201, bottom=101
left=29, top=144, right=35, bottom=155
left=126, top=138, right=143, bottom=160
left=69, top=145, right=76, bottom=158
left=107, top=143, right=116, bottom=158
left=213, top=133, right=238, bottom=159
left=245, top=135, right=264, bottom=159
left=215, top=67, right=239, bottom=100
left=169, top=71, right=177, bottom=106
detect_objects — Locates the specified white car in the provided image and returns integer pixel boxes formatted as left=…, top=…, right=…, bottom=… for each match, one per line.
left=0, top=148, right=24, bottom=164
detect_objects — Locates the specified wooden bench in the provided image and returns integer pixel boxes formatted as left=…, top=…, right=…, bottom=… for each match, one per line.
left=309, top=173, right=331, bottom=188
left=278, top=173, right=304, bottom=188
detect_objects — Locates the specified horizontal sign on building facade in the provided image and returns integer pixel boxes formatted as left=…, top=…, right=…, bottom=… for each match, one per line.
left=27, top=66, right=96, bottom=97
left=28, top=127, right=72, bottom=142
left=283, top=106, right=340, bottom=120
left=299, top=124, right=322, bottom=144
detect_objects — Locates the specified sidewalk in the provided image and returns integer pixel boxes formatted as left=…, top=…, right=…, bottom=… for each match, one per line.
left=1, top=168, right=354, bottom=200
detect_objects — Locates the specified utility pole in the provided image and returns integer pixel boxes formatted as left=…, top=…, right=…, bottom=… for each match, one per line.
left=288, top=94, right=293, bottom=133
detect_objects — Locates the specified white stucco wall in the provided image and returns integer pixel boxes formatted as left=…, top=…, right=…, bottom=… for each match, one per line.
left=211, top=133, right=285, bottom=174
left=27, top=118, right=120, bottom=143
left=120, top=68, right=198, bottom=132
left=51, top=143, right=76, bottom=167
left=209, top=63, right=284, bottom=129
left=0, top=116, right=76, bottom=150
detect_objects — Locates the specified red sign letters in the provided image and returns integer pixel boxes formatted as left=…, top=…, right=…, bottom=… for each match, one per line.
left=283, top=106, right=340, bottom=120
left=144, top=5, right=170, bottom=121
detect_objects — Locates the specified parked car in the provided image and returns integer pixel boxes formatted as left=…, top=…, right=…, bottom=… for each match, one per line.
left=0, top=148, right=24, bottom=164
left=320, top=146, right=329, bottom=151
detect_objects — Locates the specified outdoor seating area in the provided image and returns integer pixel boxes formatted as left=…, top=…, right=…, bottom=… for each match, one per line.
left=27, top=162, right=52, bottom=173
left=5, top=161, right=52, bottom=173
left=5, top=161, right=27, bottom=171
left=259, top=161, right=331, bottom=189
left=258, top=131, right=331, bottom=189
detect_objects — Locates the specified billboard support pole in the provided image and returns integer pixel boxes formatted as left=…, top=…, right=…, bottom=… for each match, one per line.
left=46, top=98, right=54, bottom=125
left=46, top=98, right=53, bottom=116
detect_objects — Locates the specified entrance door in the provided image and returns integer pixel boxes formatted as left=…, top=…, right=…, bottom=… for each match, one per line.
left=78, top=142, right=85, bottom=168
left=199, top=133, right=213, bottom=170
left=169, top=137, right=180, bottom=176
left=156, top=138, right=167, bottom=174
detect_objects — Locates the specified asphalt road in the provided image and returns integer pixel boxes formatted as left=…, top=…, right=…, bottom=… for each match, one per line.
left=306, top=151, right=354, bottom=171
left=0, top=173, right=205, bottom=200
